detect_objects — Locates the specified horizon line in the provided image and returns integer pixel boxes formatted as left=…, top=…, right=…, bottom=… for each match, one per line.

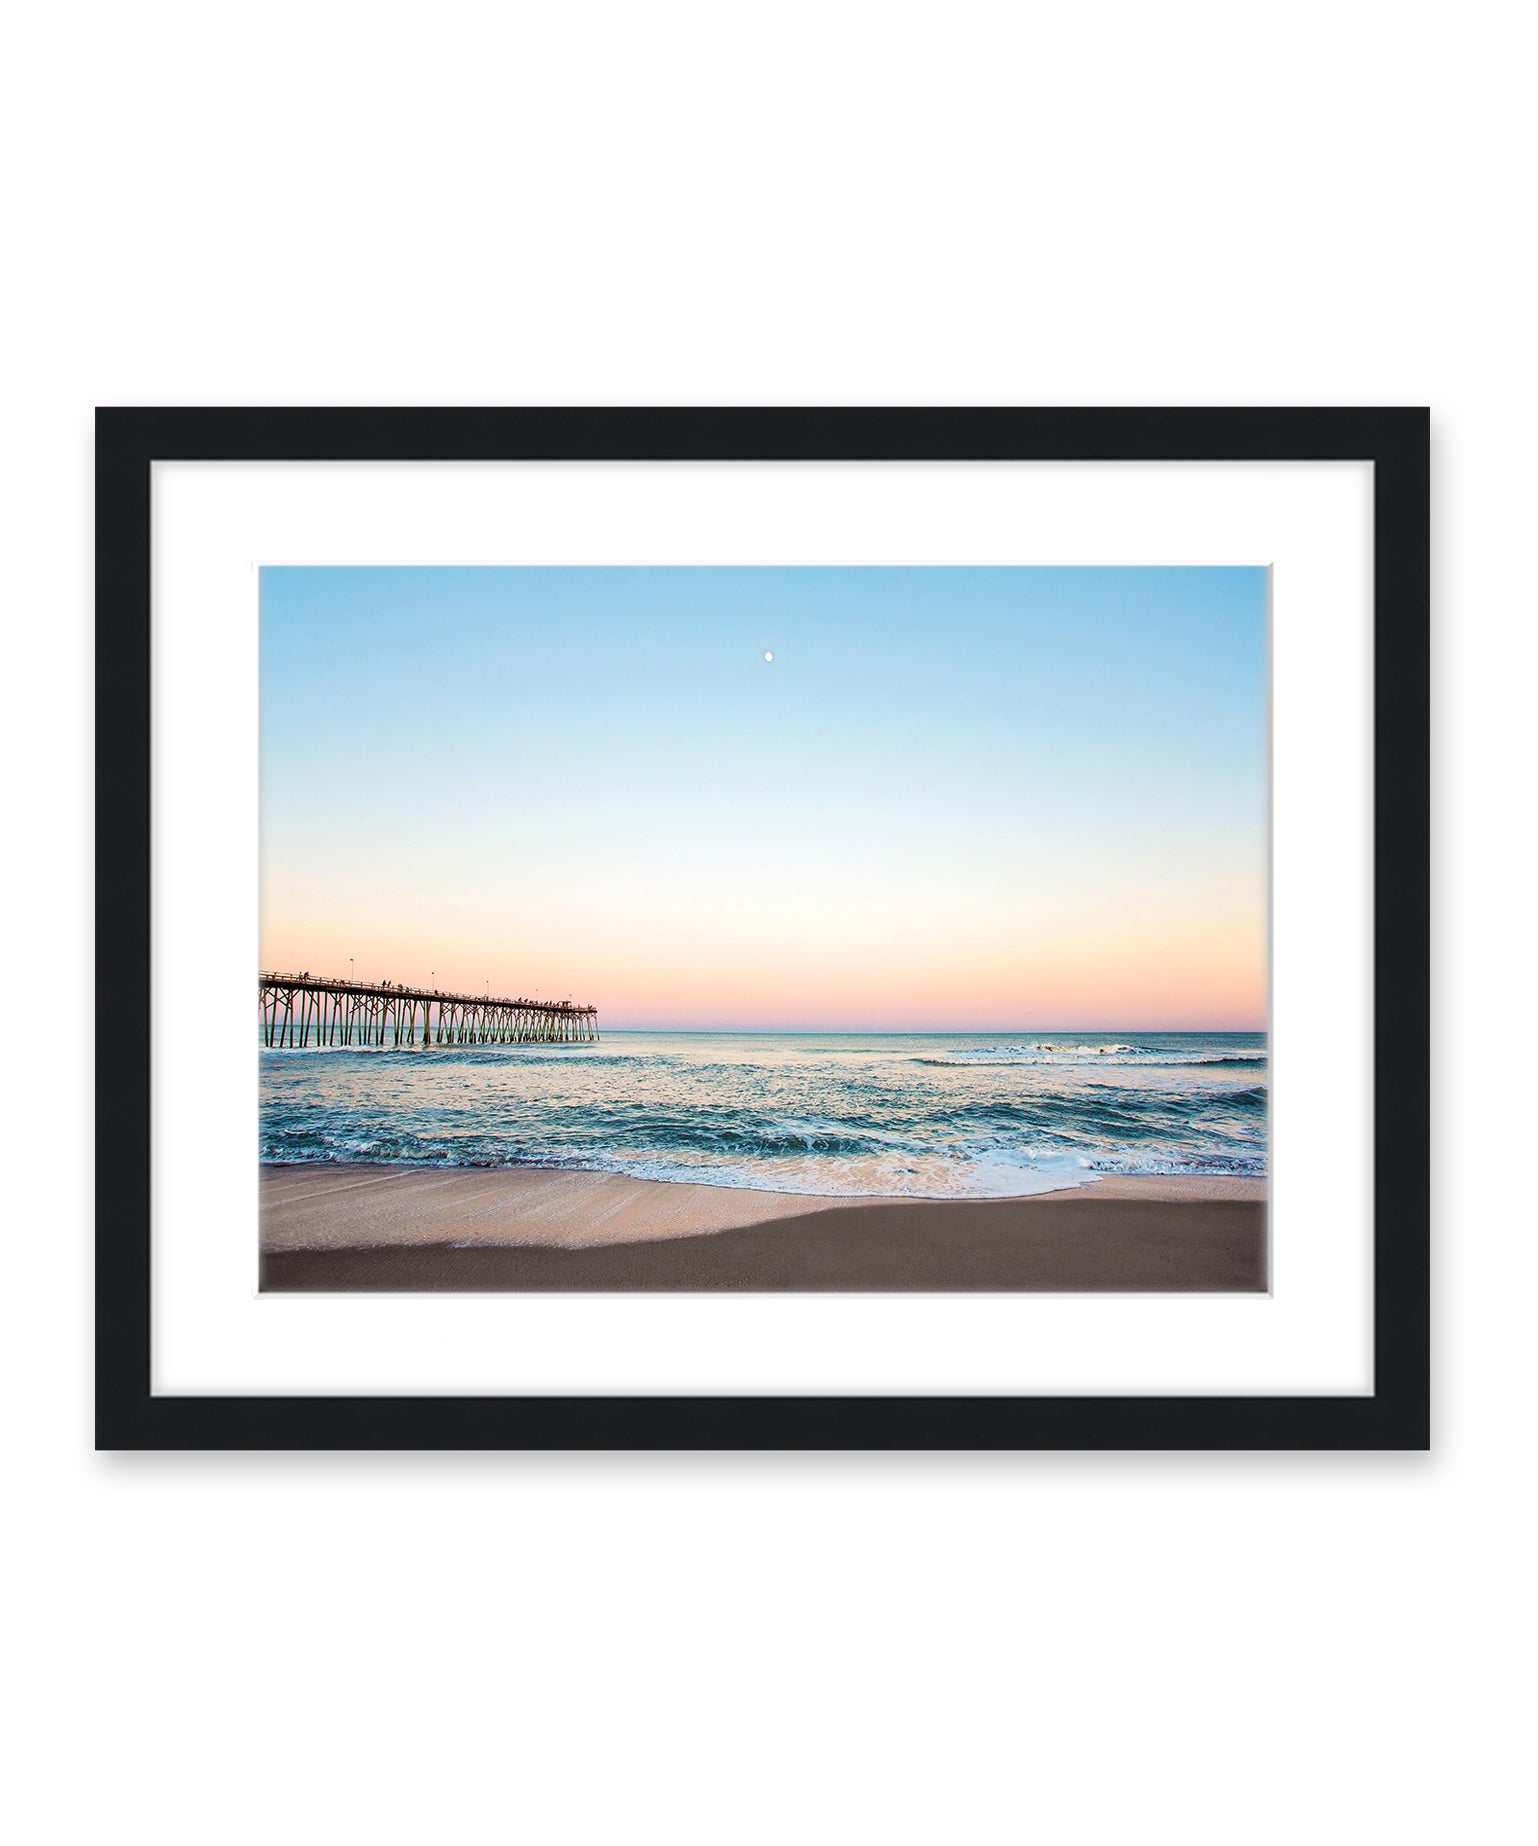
left=595, top=1024, right=1268, bottom=1035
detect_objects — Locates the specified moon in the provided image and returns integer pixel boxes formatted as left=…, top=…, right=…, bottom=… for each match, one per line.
left=763, top=650, right=774, bottom=663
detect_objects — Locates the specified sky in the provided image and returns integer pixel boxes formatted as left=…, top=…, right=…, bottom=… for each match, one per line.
left=260, top=565, right=1268, bottom=1031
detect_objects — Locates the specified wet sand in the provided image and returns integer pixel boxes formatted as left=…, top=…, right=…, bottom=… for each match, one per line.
left=260, top=1163, right=1267, bottom=1293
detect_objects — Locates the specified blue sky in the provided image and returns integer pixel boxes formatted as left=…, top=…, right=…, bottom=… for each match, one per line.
left=260, top=565, right=1268, bottom=1029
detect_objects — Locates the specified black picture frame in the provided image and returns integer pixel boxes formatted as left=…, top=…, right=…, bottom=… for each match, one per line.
left=95, top=407, right=1429, bottom=1450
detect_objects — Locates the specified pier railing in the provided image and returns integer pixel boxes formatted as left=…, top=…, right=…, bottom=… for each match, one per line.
left=259, top=971, right=599, bottom=1048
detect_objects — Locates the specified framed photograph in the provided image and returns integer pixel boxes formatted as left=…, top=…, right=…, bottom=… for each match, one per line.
left=96, top=407, right=1428, bottom=1448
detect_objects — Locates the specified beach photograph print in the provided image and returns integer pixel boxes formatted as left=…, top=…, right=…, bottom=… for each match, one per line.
left=259, top=565, right=1269, bottom=1292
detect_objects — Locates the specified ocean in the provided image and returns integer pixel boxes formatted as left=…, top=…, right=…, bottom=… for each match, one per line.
left=259, top=1030, right=1267, bottom=1199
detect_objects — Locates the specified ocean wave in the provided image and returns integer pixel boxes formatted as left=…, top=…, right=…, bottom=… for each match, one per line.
left=261, top=1029, right=1269, bottom=1199
left=260, top=1140, right=1269, bottom=1194
left=261, top=1044, right=627, bottom=1065
left=932, top=1086, right=1266, bottom=1142
left=918, top=1042, right=1140, bottom=1063
left=1085, top=1153, right=1267, bottom=1178
left=263, top=1091, right=1266, bottom=1168
left=914, top=1047, right=1267, bottom=1070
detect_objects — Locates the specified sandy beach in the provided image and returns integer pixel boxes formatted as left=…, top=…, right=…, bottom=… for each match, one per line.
left=260, top=1163, right=1267, bottom=1292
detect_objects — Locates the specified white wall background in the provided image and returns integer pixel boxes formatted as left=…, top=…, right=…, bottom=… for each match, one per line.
left=1, top=4, right=1525, bottom=1842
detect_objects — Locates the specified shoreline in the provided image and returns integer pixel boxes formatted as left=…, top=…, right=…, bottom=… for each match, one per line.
left=260, top=1162, right=1267, bottom=1293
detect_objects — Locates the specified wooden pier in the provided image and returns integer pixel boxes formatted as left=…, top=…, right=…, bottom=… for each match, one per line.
left=259, top=972, right=598, bottom=1049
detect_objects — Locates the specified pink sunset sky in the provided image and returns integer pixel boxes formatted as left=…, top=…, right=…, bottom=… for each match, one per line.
left=261, top=565, right=1268, bottom=1032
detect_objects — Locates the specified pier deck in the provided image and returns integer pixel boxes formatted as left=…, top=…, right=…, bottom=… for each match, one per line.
left=259, top=971, right=598, bottom=1048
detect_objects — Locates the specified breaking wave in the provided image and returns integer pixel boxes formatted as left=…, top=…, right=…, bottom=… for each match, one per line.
left=260, top=1029, right=1267, bottom=1199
